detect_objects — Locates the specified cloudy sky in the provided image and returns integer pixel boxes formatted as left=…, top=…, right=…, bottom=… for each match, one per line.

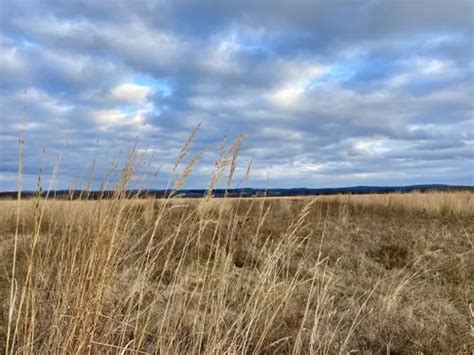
left=1, top=0, right=473, bottom=190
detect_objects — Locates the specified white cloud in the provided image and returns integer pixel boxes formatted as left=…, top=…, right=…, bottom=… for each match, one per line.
left=388, top=57, right=457, bottom=88
left=268, top=60, right=329, bottom=106
left=109, top=83, right=151, bottom=103
left=418, top=58, right=452, bottom=75
left=92, top=107, right=151, bottom=130
left=0, top=47, right=26, bottom=74
left=353, top=139, right=391, bottom=156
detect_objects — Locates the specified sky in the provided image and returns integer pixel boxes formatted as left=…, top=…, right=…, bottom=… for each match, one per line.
left=0, top=0, right=473, bottom=191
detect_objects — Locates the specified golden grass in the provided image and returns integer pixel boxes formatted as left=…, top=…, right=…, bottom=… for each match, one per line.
left=0, top=136, right=472, bottom=354
left=326, top=191, right=474, bottom=217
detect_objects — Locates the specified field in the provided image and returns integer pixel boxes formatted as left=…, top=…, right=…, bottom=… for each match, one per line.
left=1, top=191, right=472, bottom=354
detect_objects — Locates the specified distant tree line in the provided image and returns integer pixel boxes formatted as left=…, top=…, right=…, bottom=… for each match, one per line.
left=0, top=185, right=472, bottom=200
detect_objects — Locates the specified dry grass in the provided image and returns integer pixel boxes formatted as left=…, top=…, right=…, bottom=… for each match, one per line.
left=324, top=192, right=474, bottom=217
left=0, top=139, right=473, bottom=354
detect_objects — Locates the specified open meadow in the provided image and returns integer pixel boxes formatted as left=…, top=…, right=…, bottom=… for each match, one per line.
left=2, top=1, right=474, bottom=353
left=1, top=191, right=473, bottom=354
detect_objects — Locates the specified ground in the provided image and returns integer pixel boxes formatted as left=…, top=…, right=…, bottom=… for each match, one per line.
left=1, top=192, right=473, bottom=353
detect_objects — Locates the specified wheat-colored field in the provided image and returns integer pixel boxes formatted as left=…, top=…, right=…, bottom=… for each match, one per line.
left=1, top=190, right=473, bottom=354
left=1, top=133, right=473, bottom=354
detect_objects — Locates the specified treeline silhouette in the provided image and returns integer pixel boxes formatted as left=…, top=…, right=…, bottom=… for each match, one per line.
left=1, top=185, right=472, bottom=200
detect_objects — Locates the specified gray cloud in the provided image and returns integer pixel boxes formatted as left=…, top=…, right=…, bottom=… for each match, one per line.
left=0, top=0, right=473, bottom=190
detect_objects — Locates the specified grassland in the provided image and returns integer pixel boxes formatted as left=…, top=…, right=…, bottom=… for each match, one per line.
left=1, top=133, right=473, bottom=354
left=1, top=190, right=472, bottom=354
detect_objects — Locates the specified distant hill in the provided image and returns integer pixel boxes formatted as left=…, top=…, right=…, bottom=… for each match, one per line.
left=0, top=184, right=472, bottom=199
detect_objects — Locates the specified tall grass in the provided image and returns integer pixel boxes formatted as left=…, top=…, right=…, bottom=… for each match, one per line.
left=0, top=132, right=472, bottom=353
left=326, top=192, right=474, bottom=217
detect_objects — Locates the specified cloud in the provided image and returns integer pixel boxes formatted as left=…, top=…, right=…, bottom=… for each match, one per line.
left=0, top=0, right=473, bottom=190
left=109, top=83, right=152, bottom=103
left=92, top=109, right=144, bottom=128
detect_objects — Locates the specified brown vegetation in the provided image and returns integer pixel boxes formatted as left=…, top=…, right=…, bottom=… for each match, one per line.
left=1, top=192, right=472, bottom=354
left=0, top=134, right=472, bottom=353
